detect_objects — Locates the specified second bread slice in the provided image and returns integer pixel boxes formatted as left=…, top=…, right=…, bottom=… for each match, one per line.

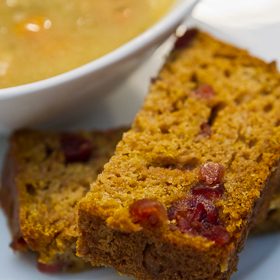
left=0, top=128, right=125, bottom=272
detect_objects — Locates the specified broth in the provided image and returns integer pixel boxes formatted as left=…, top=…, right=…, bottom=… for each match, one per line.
left=0, top=0, right=174, bottom=88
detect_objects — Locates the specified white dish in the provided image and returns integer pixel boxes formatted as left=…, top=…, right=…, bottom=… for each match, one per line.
left=1, top=3, right=280, bottom=280
left=0, top=0, right=199, bottom=134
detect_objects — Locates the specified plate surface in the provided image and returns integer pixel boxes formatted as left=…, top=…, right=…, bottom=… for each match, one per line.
left=1, top=8, right=280, bottom=280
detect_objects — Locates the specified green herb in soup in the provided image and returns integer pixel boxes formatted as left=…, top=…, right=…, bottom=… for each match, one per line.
left=0, top=0, right=174, bottom=88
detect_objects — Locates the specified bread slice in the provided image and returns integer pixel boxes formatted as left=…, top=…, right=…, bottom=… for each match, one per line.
left=77, top=29, right=280, bottom=280
left=0, top=128, right=125, bottom=272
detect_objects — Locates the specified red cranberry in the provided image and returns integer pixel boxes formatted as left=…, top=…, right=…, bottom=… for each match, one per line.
left=199, top=162, right=224, bottom=186
left=168, top=197, right=191, bottom=220
left=130, top=199, right=167, bottom=227
left=199, top=122, right=212, bottom=137
left=10, top=236, right=27, bottom=251
left=192, top=183, right=224, bottom=199
left=37, top=262, right=63, bottom=273
left=202, top=225, right=230, bottom=246
left=168, top=196, right=229, bottom=245
left=168, top=196, right=219, bottom=225
left=60, top=133, right=92, bottom=163
left=174, top=28, right=198, bottom=50
left=193, top=84, right=215, bottom=100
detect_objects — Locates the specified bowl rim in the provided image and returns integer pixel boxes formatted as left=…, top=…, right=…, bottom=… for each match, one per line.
left=0, top=0, right=199, bottom=99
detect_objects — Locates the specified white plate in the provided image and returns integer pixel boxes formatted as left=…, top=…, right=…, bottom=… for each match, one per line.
left=1, top=7, right=280, bottom=280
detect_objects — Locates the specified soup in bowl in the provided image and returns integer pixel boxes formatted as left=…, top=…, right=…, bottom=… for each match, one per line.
left=0, top=0, right=199, bottom=132
left=0, top=0, right=175, bottom=88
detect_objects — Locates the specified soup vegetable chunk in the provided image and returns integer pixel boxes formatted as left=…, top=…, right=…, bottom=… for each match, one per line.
left=0, top=0, right=174, bottom=88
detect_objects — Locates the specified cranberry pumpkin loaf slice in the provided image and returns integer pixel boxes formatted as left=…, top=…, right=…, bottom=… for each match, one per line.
left=77, top=29, right=280, bottom=280
left=0, top=128, right=125, bottom=272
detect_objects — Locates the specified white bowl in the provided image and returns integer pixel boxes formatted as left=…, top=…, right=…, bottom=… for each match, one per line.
left=0, top=0, right=199, bottom=133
